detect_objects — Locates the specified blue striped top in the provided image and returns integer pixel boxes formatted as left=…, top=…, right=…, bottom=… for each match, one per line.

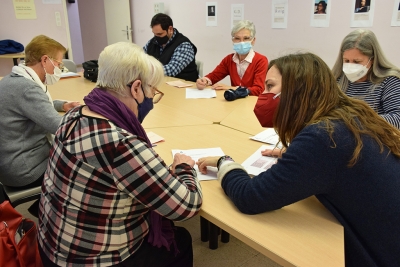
left=345, top=76, right=400, bottom=129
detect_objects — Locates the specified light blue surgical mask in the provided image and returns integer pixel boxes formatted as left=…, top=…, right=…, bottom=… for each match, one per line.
left=233, top=42, right=252, bottom=55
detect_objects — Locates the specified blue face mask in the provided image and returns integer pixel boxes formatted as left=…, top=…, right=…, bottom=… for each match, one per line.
left=135, top=86, right=154, bottom=123
left=233, top=42, right=252, bottom=55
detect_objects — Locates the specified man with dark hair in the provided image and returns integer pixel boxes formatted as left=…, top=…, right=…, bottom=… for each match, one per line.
left=144, top=13, right=198, bottom=82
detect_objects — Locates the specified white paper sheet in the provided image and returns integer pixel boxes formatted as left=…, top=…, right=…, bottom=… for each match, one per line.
left=350, top=0, right=375, bottom=27
left=310, top=0, right=331, bottom=28
left=242, top=145, right=278, bottom=176
left=60, top=72, right=80, bottom=78
left=172, top=147, right=225, bottom=181
left=250, top=128, right=280, bottom=145
left=391, top=0, right=400, bottom=26
left=231, top=4, right=244, bottom=29
left=186, top=88, right=216, bottom=99
left=272, top=0, right=288, bottom=29
left=206, top=2, right=218, bottom=27
left=166, top=81, right=193, bottom=88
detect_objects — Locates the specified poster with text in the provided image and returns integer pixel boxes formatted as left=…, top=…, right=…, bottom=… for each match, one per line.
left=311, top=0, right=331, bottom=27
left=351, top=0, right=375, bottom=27
left=272, top=0, right=288, bottom=29
left=13, top=0, right=37, bottom=19
left=206, top=2, right=218, bottom=27
left=231, top=4, right=244, bottom=29
left=391, top=0, right=400, bottom=26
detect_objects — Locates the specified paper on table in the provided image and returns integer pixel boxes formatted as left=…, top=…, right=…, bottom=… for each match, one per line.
left=250, top=128, right=280, bottom=145
left=166, top=80, right=193, bottom=88
left=146, top=131, right=164, bottom=145
left=60, top=72, right=80, bottom=78
left=186, top=88, right=217, bottom=99
left=242, top=145, right=278, bottom=176
left=171, top=147, right=225, bottom=181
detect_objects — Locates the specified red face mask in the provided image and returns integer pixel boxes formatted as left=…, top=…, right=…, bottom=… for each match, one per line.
left=253, top=93, right=280, bottom=127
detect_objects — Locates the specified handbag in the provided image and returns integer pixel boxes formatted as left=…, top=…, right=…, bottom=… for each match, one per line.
left=82, top=60, right=99, bottom=82
left=0, top=201, right=43, bottom=267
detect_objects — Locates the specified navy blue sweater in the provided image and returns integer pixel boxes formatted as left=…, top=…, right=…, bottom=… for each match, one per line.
left=221, top=121, right=400, bottom=266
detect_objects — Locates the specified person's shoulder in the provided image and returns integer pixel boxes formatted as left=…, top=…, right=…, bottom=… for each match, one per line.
left=301, top=120, right=349, bottom=140
left=253, top=52, right=268, bottom=61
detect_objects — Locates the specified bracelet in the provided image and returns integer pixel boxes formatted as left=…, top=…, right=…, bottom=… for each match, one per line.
left=217, top=155, right=234, bottom=170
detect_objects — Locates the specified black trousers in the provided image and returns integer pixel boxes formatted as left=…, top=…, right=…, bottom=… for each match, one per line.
left=39, top=226, right=193, bottom=267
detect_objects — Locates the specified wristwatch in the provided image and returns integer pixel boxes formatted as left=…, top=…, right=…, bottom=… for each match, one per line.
left=217, top=155, right=234, bottom=169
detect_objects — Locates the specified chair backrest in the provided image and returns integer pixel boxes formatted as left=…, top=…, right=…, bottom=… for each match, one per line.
left=62, top=59, right=77, bottom=73
left=1, top=184, right=41, bottom=208
left=195, top=60, right=203, bottom=77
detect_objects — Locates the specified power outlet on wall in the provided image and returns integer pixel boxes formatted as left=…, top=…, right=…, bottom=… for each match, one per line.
left=55, top=11, right=61, bottom=26
left=154, top=3, right=164, bottom=14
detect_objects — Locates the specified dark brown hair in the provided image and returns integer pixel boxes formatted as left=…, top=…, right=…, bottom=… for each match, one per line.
left=271, top=53, right=400, bottom=166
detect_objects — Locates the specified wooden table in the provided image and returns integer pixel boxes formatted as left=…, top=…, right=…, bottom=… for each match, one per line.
left=47, top=76, right=213, bottom=128
left=48, top=75, right=345, bottom=266
left=0, top=52, right=25, bottom=65
left=220, top=95, right=265, bottom=135
left=151, top=124, right=344, bottom=267
left=158, top=77, right=252, bottom=123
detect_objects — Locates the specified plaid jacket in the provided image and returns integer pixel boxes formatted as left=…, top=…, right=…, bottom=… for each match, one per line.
left=38, top=106, right=202, bottom=266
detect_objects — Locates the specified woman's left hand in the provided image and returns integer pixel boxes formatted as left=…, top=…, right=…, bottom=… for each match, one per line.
left=63, top=101, right=81, bottom=112
left=196, top=156, right=220, bottom=174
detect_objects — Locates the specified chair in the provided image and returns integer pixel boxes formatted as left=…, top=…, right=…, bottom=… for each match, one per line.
left=196, top=60, right=203, bottom=77
left=62, top=59, right=77, bottom=73
left=1, top=183, right=41, bottom=208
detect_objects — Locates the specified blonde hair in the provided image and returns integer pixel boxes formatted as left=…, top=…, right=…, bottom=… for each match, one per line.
left=96, top=42, right=163, bottom=96
left=24, top=35, right=66, bottom=66
left=332, top=29, right=400, bottom=92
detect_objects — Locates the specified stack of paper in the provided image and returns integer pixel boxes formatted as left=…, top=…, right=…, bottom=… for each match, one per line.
left=146, top=131, right=164, bottom=146
left=60, top=72, right=81, bottom=79
left=166, top=80, right=193, bottom=88
left=250, top=128, right=280, bottom=145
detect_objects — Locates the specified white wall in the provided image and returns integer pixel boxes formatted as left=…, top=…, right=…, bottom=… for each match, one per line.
left=0, top=0, right=69, bottom=76
left=131, top=0, right=400, bottom=78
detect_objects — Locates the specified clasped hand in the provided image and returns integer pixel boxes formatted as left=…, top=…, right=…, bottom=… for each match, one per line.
left=63, top=101, right=81, bottom=112
left=196, top=77, right=233, bottom=91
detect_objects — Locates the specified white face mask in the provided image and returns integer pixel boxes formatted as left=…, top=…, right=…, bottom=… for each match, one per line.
left=44, top=58, right=62, bottom=85
left=342, top=58, right=371, bottom=83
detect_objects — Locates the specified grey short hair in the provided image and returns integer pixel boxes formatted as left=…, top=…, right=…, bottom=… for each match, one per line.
left=96, top=42, right=163, bottom=96
left=332, top=29, right=400, bottom=91
left=231, top=20, right=256, bottom=38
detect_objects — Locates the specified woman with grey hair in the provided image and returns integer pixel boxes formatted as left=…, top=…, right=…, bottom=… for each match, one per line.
left=332, top=29, right=400, bottom=129
left=38, top=42, right=202, bottom=267
left=196, top=20, right=268, bottom=96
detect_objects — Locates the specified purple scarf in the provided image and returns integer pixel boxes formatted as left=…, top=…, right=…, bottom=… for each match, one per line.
left=84, top=88, right=177, bottom=253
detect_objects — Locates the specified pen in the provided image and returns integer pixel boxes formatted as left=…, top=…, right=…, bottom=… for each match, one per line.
left=273, top=92, right=281, bottom=99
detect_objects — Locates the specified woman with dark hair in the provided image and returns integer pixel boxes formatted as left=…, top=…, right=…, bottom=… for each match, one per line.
left=198, top=53, right=400, bottom=266
left=314, top=1, right=327, bottom=14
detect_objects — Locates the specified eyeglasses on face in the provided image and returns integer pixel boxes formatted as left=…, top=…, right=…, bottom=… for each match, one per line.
left=126, top=83, right=164, bottom=104
left=48, top=57, right=64, bottom=69
left=152, top=87, right=164, bottom=104
left=232, top=36, right=253, bottom=43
